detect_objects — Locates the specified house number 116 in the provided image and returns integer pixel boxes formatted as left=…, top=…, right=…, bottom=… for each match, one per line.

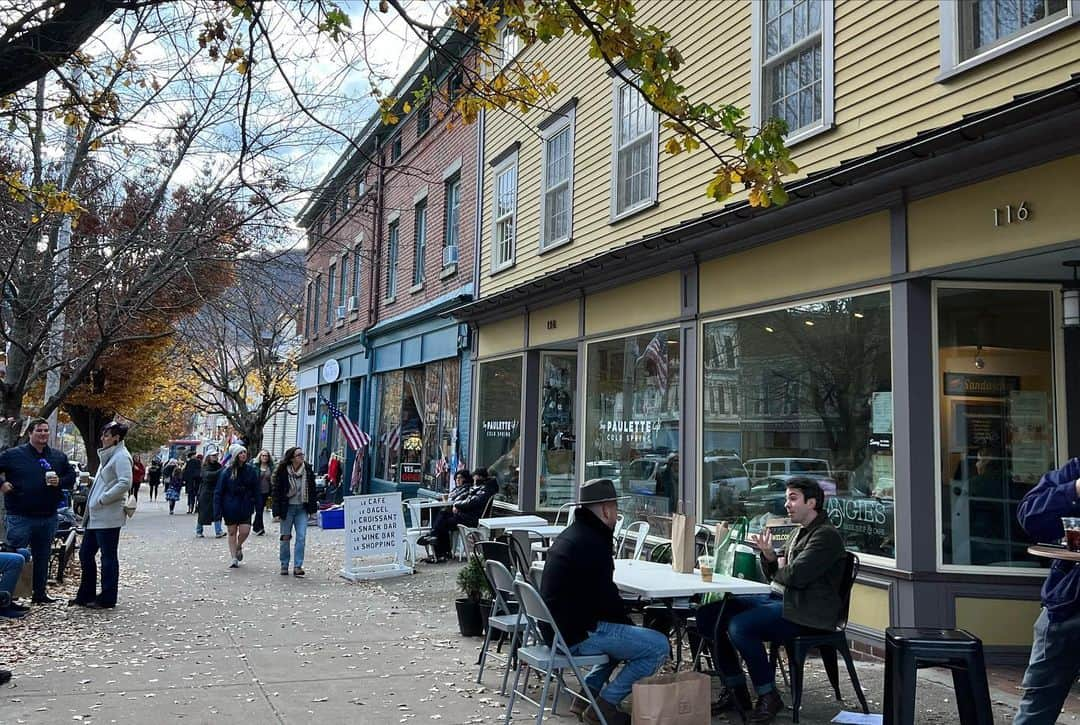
left=993, top=202, right=1030, bottom=227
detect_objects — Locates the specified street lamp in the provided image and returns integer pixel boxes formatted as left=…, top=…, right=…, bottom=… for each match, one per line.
left=1063, top=261, right=1080, bottom=328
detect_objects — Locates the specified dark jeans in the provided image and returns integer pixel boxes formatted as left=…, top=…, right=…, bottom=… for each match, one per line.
left=5, top=513, right=57, bottom=599
left=187, top=488, right=197, bottom=511
left=696, top=593, right=810, bottom=695
left=1015, top=608, right=1080, bottom=724
left=252, top=494, right=268, bottom=533
left=76, top=527, right=121, bottom=607
left=430, top=511, right=468, bottom=558
left=130, top=482, right=141, bottom=500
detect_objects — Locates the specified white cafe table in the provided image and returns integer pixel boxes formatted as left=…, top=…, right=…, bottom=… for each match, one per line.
left=505, top=524, right=566, bottom=539
left=478, top=515, right=547, bottom=535
left=611, top=560, right=771, bottom=599
left=406, top=498, right=452, bottom=528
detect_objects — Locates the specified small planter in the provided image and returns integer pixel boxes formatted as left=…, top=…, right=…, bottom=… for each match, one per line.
left=456, top=597, right=485, bottom=637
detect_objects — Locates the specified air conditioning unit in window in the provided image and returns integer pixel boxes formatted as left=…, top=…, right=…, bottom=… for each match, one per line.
left=347, top=295, right=358, bottom=311
left=443, top=246, right=459, bottom=267
left=335, top=305, right=346, bottom=320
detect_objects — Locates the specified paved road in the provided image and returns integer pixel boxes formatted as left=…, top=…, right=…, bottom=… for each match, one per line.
left=0, top=498, right=1036, bottom=723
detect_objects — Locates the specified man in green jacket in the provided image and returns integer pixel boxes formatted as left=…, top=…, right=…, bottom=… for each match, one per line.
left=695, top=476, right=846, bottom=723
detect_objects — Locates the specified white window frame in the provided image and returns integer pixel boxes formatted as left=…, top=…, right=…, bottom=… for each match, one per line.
left=939, top=0, right=1080, bottom=79
left=609, top=76, right=659, bottom=222
left=352, top=233, right=363, bottom=304
left=412, top=199, right=427, bottom=288
left=539, top=106, right=576, bottom=251
left=491, top=151, right=518, bottom=273
left=496, top=19, right=522, bottom=71
left=750, top=0, right=835, bottom=147
left=325, top=262, right=336, bottom=328
left=386, top=218, right=399, bottom=300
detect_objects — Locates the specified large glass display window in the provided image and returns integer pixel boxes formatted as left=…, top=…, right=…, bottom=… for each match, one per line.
left=701, top=291, right=894, bottom=558
left=936, top=285, right=1058, bottom=570
left=584, top=329, right=680, bottom=536
left=476, top=356, right=523, bottom=507
left=538, top=353, right=577, bottom=510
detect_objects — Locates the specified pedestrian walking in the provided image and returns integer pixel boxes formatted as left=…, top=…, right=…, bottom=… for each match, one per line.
left=70, top=421, right=132, bottom=610
left=164, top=463, right=182, bottom=514
left=130, top=454, right=145, bottom=501
left=214, top=444, right=258, bottom=568
left=251, top=450, right=273, bottom=536
left=0, top=417, right=77, bottom=605
left=146, top=459, right=162, bottom=500
left=182, top=452, right=201, bottom=514
left=195, top=446, right=225, bottom=539
left=272, top=446, right=316, bottom=577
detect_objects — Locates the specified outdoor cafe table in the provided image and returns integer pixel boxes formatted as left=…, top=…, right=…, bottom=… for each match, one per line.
left=478, top=514, right=547, bottom=537
left=504, top=524, right=565, bottom=539
left=408, top=498, right=452, bottom=528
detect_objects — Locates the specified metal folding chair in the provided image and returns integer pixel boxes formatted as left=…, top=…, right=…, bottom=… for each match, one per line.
left=504, top=579, right=611, bottom=725
left=616, top=520, right=650, bottom=560
left=477, top=560, right=527, bottom=694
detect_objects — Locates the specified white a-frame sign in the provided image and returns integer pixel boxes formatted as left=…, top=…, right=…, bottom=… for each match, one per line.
left=341, top=492, right=413, bottom=581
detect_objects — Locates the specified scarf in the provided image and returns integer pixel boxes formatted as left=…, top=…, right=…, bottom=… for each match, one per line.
left=287, top=465, right=307, bottom=503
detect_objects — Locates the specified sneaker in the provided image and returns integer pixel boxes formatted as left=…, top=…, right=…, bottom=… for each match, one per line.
left=236, top=546, right=243, bottom=562
left=293, top=567, right=305, bottom=577
left=747, top=690, right=783, bottom=723
left=255, top=530, right=265, bottom=536
left=215, top=532, right=226, bottom=539
left=229, top=559, right=239, bottom=568
left=280, top=565, right=289, bottom=576
left=195, top=533, right=205, bottom=538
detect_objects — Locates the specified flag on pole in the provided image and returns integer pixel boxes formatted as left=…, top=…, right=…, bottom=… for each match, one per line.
left=350, top=449, right=363, bottom=492
left=320, top=396, right=370, bottom=451
left=638, top=333, right=669, bottom=392
left=382, top=423, right=401, bottom=452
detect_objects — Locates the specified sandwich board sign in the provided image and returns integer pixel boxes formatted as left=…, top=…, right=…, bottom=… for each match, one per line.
left=341, top=492, right=412, bottom=581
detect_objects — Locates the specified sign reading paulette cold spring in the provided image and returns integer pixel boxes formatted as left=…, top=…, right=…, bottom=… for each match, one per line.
left=482, top=420, right=519, bottom=439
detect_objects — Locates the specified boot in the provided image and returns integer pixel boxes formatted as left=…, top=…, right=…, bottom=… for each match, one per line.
left=747, top=689, right=783, bottom=723
left=712, top=683, right=752, bottom=715
left=583, top=696, right=629, bottom=725
left=569, top=686, right=602, bottom=719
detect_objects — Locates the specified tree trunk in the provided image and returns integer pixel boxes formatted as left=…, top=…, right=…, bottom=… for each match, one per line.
left=66, top=403, right=111, bottom=474
left=238, top=426, right=263, bottom=457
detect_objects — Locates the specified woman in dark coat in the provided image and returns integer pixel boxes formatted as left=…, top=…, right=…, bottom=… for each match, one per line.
left=214, top=444, right=259, bottom=568
left=196, top=446, right=224, bottom=538
left=271, top=447, right=317, bottom=577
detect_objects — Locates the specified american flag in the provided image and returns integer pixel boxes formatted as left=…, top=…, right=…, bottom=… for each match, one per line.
left=639, top=333, right=669, bottom=392
left=382, top=423, right=401, bottom=452
left=434, top=456, right=448, bottom=478
left=349, top=450, right=363, bottom=492
left=321, top=396, right=370, bottom=451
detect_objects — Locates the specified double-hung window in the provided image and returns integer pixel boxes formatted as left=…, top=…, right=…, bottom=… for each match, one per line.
left=304, top=282, right=313, bottom=337
left=413, top=201, right=427, bottom=287
left=326, top=262, right=336, bottom=327
left=313, top=276, right=322, bottom=334
left=941, top=0, right=1077, bottom=76
left=386, top=220, right=399, bottom=299
left=540, top=107, right=575, bottom=249
left=611, top=79, right=657, bottom=219
left=496, top=21, right=521, bottom=70
left=752, top=0, right=834, bottom=143
left=444, top=175, right=461, bottom=261
left=491, top=153, right=518, bottom=271
left=352, top=241, right=362, bottom=306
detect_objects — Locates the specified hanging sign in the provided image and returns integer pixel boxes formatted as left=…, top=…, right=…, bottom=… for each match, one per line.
left=340, top=492, right=412, bottom=581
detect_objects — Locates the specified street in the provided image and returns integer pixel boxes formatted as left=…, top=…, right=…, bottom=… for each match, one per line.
left=0, top=500, right=1056, bottom=724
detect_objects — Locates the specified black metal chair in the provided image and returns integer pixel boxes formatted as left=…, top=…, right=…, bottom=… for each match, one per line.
left=475, top=540, right=513, bottom=573
left=769, top=551, right=870, bottom=723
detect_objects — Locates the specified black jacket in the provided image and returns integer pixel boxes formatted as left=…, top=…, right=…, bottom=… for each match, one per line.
left=541, top=507, right=632, bottom=646
left=182, top=458, right=202, bottom=491
left=454, top=478, right=498, bottom=525
left=271, top=463, right=317, bottom=518
left=0, top=443, right=76, bottom=517
left=761, top=513, right=846, bottom=631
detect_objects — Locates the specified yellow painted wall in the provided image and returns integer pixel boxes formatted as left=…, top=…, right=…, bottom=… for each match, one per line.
left=848, top=583, right=890, bottom=632
left=529, top=299, right=580, bottom=346
left=477, top=316, right=524, bottom=357
left=908, top=154, right=1080, bottom=270
left=699, top=212, right=890, bottom=313
left=955, top=597, right=1040, bottom=647
left=585, top=272, right=681, bottom=336
left=478, top=1, right=1080, bottom=300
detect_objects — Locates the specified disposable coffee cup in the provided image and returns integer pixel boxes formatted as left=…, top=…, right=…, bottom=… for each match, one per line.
left=698, top=555, right=714, bottom=582
left=1062, top=517, right=1080, bottom=552
left=45, top=471, right=59, bottom=487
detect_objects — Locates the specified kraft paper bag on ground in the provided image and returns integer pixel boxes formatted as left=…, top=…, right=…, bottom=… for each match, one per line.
left=670, top=502, right=696, bottom=573
left=631, top=671, right=710, bottom=725
left=13, top=558, right=32, bottom=599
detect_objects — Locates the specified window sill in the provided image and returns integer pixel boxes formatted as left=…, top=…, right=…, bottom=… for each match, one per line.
left=490, top=261, right=516, bottom=276
left=440, top=264, right=458, bottom=280
left=384, top=295, right=396, bottom=305
left=335, top=318, right=346, bottom=328
left=610, top=198, right=658, bottom=225
left=409, top=282, right=424, bottom=295
left=538, top=236, right=572, bottom=255
left=784, top=121, right=834, bottom=148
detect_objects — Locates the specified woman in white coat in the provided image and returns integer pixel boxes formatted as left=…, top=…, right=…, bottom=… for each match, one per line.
left=70, top=421, right=133, bottom=609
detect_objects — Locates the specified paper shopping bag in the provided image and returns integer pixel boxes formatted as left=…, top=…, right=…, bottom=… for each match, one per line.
left=13, top=557, right=32, bottom=599
left=670, top=502, right=696, bottom=574
left=631, top=671, right=710, bottom=725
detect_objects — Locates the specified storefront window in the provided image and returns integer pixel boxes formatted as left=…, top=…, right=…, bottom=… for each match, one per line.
left=477, top=357, right=523, bottom=507
left=584, top=329, right=681, bottom=536
left=420, top=358, right=461, bottom=493
left=701, top=292, right=894, bottom=558
left=937, top=286, right=1056, bottom=568
left=374, top=370, right=403, bottom=481
left=538, top=353, right=576, bottom=509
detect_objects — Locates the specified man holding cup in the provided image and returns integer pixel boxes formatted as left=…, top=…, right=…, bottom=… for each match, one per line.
left=1014, top=460, right=1080, bottom=724
left=0, top=417, right=76, bottom=604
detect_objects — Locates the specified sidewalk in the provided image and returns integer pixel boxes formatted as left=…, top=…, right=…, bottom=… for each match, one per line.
left=0, top=499, right=1065, bottom=723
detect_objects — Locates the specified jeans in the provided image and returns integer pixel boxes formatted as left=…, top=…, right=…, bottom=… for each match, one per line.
left=195, top=519, right=223, bottom=537
left=1014, top=608, right=1080, bottom=724
left=5, top=513, right=57, bottom=598
left=280, top=504, right=308, bottom=568
left=0, top=548, right=29, bottom=598
left=695, top=593, right=806, bottom=694
left=569, top=621, right=669, bottom=705
left=76, top=527, right=121, bottom=607
left=252, top=494, right=268, bottom=533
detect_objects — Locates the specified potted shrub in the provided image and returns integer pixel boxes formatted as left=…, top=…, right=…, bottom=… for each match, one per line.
left=455, top=554, right=492, bottom=637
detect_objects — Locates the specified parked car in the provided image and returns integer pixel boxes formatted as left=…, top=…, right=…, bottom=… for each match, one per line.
left=704, top=455, right=751, bottom=496
left=744, top=457, right=837, bottom=495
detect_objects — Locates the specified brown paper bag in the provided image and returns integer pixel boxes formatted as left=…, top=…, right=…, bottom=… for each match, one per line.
left=670, top=501, right=696, bottom=574
left=13, top=557, right=32, bottom=600
left=631, top=671, right=710, bottom=725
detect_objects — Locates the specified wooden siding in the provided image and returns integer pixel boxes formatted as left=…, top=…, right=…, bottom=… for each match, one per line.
left=479, top=0, right=1080, bottom=299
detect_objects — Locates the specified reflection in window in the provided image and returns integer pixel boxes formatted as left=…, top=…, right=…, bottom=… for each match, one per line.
left=584, top=329, right=680, bottom=537
left=938, top=287, right=1056, bottom=568
left=374, top=370, right=403, bottom=481
left=539, top=354, right=576, bottom=509
left=701, top=292, right=894, bottom=558
left=477, top=357, right=523, bottom=507
left=960, top=0, right=1068, bottom=59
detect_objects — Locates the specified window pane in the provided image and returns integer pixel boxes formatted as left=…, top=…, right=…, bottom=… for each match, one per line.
left=374, top=370, right=403, bottom=481
left=477, top=357, right=523, bottom=507
left=413, top=203, right=426, bottom=286
left=701, top=293, right=895, bottom=559
left=438, top=358, right=462, bottom=490
left=584, top=329, right=681, bottom=537
left=963, top=0, right=1068, bottom=57
left=445, top=177, right=461, bottom=251
left=387, top=222, right=399, bottom=297
left=937, top=287, right=1056, bottom=568
left=539, top=354, right=577, bottom=509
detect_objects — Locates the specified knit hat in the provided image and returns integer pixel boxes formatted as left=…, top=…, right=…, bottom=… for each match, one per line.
left=204, top=443, right=220, bottom=458
left=227, top=443, right=248, bottom=460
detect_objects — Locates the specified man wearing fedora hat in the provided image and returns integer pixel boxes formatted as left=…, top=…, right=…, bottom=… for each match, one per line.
left=541, top=478, right=669, bottom=725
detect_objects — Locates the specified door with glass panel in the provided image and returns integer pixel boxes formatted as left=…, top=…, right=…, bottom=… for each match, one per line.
left=538, top=353, right=576, bottom=510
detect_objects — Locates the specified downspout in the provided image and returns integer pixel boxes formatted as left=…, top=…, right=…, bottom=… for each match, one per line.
left=463, top=105, right=486, bottom=471
left=359, top=138, right=387, bottom=494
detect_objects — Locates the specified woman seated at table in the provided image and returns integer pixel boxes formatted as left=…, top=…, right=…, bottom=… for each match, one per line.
left=419, top=468, right=495, bottom=562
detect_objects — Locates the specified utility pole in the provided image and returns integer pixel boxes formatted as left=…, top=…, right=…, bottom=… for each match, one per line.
left=45, top=73, right=80, bottom=448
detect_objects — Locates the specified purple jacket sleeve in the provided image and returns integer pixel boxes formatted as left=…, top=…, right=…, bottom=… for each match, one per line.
left=1017, top=458, right=1080, bottom=542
